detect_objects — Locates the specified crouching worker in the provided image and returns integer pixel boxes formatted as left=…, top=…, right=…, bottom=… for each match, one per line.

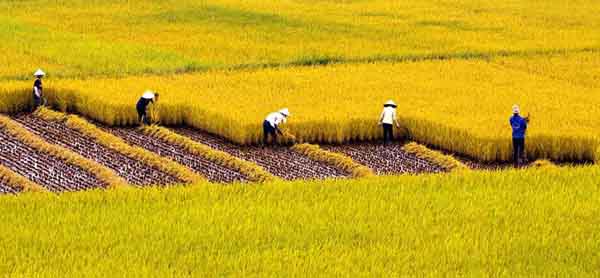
left=263, top=108, right=290, bottom=146
left=136, top=90, right=159, bottom=125
left=379, top=100, right=400, bottom=145
left=510, top=105, right=529, bottom=168
left=32, top=69, right=45, bottom=111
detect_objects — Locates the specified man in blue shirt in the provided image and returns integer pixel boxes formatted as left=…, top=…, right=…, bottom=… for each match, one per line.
left=509, top=105, right=529, bottom=167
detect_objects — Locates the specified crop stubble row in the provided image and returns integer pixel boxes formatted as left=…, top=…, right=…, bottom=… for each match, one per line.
left=0, top=128, right=103, bottom=192
left=14, top=114, right=180, bottom=186
left=323, top=142, right=444, bottom=175
left=173, top=128, right=349, bottom=180
left=0, top=181, right=20, bottom=194
left=104, top=127, right=247, bottom=183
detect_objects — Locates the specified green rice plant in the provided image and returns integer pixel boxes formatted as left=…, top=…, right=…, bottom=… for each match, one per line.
left=292, top=143, right=374, bottom=178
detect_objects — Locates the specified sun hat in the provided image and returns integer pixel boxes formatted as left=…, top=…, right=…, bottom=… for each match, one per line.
left=34, top=69, right=45, bottom=77
left=512, top=105, right=520, bottom=114
left=384, top=100, right=397, bottom=108
left=279, top=108, right=290, bottom=117
left=142, top=90, right=156, bottom=99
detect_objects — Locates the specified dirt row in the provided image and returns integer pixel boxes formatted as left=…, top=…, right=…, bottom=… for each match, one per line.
left=0, top=181, right=20, bottom=195
left=103, top=127, right=247, bottom=183
left=173, top=128, right=350, bottom=180
left=14, top=114, right=180, bottom=186
left=0, top=128, right=104, bottom=193
left=324, top=142, right=444, bottom=175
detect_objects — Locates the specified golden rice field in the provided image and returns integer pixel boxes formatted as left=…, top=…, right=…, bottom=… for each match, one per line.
left=1, top=167, right=599, bottom=276
left=0, top=51, right=597, bottom=162
left=0, top=0, right=599, bottom=79
left=1, top=0, right=600, bottom=275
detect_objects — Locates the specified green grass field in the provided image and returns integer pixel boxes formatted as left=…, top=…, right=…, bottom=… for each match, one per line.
left=1, top=167, right=599, bottom=276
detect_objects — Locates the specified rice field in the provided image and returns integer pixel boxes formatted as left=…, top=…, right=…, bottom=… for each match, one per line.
left=0, top=0, right=599, bottom=275
left=0, top=51, right=595, bottom=162
left=1, top=168, right=599, bottom=276
left=0, top=0, right=599, bottom=79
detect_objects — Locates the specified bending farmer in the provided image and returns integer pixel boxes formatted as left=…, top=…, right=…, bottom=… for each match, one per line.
left=136, top=90, right=159, bottom=125
left=379, top=100, right=400, bottom=145
left=263, top=108, right=290, bottom=146
left=509, top=105, right=529, bottom=168
left=32, top=69, right=45, bottom=110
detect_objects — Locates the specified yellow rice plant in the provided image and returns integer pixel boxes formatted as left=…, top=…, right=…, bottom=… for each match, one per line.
left=142, top=125, right=275, bottom=183
left=35, top=108, right=204, bottom=184
left=0, top=113, right=128, bottom=188
left=292, top=143, right=374, bottom=178
left=2, top=53, right=600, bottom=163
left=530, top=159, right=558, bottom=169
left=0, top=164, right=45, bottom=193
left=402, top=142, right=469, bottom=172
left=2, top=1, right=599, bottom=79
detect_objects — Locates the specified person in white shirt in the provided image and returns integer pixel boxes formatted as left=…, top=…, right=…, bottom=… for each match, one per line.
left=263, top=108, right=290, bottom=146
left=32, top=69, right=45, bottom=111
left=379, top=100, right=400, bottom=145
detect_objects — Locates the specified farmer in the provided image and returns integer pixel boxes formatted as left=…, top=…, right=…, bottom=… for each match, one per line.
left=32, top=69, right=45, bottom=111
left=136, top=90, right=159, bottom=125
left=379, top=100, right=400, bottom=145
left=509, top=105, right=529, bottom=168
left=263, top=108, right=290, bottom=146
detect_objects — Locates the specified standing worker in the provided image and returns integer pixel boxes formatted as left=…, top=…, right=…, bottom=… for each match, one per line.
left=136, top=90, right=159, bottom=125
left=32, top=69, right=45, bottom=111
left=263, top=108, right=290, bottom=146
left=379, top=100, right=400, bottom=145
left=509, top=105, right=530, bottom=168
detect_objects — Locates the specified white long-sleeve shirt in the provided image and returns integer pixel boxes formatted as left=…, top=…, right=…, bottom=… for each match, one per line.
left=265, top=112, right=286, bottom=128
left=380, top=107, right=397, bottom=125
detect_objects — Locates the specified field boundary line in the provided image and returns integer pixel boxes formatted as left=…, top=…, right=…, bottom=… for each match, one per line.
left=142, top=125, right=276, bottom=183
left=402, top=142, right=469, bottom=172
left=0, top=164, right=45, bottom=193
left=291, top=143, right=374, bottom=178
left=35, top=108, right=205, bottom=184
left=0, top=113, right=128, bottom=189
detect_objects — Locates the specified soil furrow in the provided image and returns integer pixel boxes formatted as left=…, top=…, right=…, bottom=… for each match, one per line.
left=0, top=182, right=20, bottom=195
left=0, top=128, right=104, bottom=192
left=13, top=114, right=179, bottom=186
left=173, top=128, right=348, bottom=180
left=323, top=142, right=444, bottom=175
left=104, top=127, right=247, bottom=183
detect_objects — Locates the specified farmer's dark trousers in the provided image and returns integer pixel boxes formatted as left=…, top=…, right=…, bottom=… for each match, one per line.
left=32, top=97, right=42, bottom=111
left=263, top=120, right=276, bottom=145
left=382, top=123, right=393, bottom=145
left=512, top=138, right=525, bottom=166
left=137, top=106, right=149, bottom=125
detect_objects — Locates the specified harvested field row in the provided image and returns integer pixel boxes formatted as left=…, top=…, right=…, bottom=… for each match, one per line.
left=0, top=182, right=19, bottom=195
left=105, top=127, right=247, bottom=183
left=323, top=142, right=444, bottom=175
left=0, top=128, right=103, bottom=193
left=173, top=128, right=349, bottom=180
left=14, top=114, right=179, bottom=186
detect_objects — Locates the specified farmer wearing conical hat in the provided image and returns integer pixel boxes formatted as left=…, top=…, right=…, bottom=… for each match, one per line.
left=136, top=90, right=159, bottom=125
left=509, top=104, right=530, bottom=168
left=379, top=100, right=400, bottom=145
left=32, top=69, right=45, bottom=111
left=263, top=108, right=290, bottom=146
